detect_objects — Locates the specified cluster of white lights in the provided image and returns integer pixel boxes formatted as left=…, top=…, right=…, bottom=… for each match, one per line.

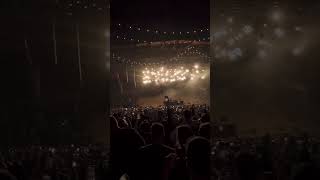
left=142, top=64, right=207, bottom=85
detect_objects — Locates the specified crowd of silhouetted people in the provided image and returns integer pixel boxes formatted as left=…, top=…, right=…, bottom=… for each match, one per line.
left=0, top=144, right=109, bottom=180
left=1, top=104, right=320, bottom=180
left=110, top=104, right=214, bottom=180
left=110, top=104, right=320, bottom=180
left=211, top=134, right=320, bottom=180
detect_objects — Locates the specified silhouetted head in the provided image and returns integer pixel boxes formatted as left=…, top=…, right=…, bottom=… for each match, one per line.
left=151, top=122, right=165, bottom=144
left=176, top=125, right=193, bottom=146
left=110, top=115, right=118, bottom=125
left=139, top=120, right=151, bottom=134
left=186, top=136, right=211, bottom=177
left=200, top=113, right=210, bottom=123
left=110, top=116, right=119, bottom=133
left=184, top=110, right=192, bottom=121
left=199, top=122, right=211, bottom=140
left=118, top=118, right=129, bottom=128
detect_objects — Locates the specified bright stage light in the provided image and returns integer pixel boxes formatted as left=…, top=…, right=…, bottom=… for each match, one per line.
left=141, top=65, right=207, bottom=85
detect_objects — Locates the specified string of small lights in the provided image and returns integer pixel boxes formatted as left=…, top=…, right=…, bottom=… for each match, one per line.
left=58, top=0, right=108, bottom=15
left=114, top=23, right=209, bottom=34
left=113, top=35, right=210, bottom=44
left=112, top=46, right=211, bottom=66
left=113, top=23, right=210, bottom=43
left=134, top=40, right=210, bottom=48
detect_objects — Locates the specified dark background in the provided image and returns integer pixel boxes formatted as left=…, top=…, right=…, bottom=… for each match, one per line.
left=111, top=0, right=209, bottom=29
left=212, top=0, right=320, bottom=136
left=1, top=0, right=109, bottom=147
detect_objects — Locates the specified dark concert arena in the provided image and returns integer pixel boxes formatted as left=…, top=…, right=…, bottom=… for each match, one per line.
left=1, top=0, right=320, bottom=180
